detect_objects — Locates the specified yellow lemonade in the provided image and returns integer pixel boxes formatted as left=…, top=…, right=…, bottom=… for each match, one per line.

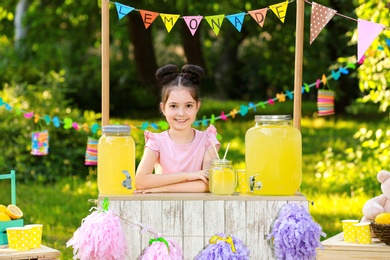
left=209, top=160, right=236, bottom=195
left=98, top=125, right=135, bottom=195
left=245, top=115, right=302, bottom=195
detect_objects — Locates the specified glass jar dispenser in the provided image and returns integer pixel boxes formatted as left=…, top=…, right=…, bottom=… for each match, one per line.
left=98, top=125, right=135, bottom=195
left=245, top=115, right=302, bottom=195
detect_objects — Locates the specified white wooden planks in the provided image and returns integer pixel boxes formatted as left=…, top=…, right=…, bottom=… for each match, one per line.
left=100, top=193, right=308, bottom=260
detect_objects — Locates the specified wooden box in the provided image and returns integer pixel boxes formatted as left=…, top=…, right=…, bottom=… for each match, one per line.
left=0, top=219, right=24, bottom=245
left=317, top=232, right=390, bottom=260
left=100, top=192, right=308, bottom=260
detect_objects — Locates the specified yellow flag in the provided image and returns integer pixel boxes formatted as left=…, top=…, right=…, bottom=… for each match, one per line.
left=269, top=1, right=289, bottom=23
left=160, top=13, right=180, bottom=33
left=205, top=14, right=225, bottom=36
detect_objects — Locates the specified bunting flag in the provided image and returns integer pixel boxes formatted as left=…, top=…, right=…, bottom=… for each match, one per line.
left=248, top=9, right=268, bottom=28
left=226, top=12, right=246, bottom=32
left=160, top=13, right=180, bottom=32
left=139, top=10, right=159, bottom=29
left=357, top=19, right=385, bottom=62
left=268, top=1, right=289, bottom=23
left=205, top=15, right=225, bottom=36
left=310, top=2, right=337, bottom=44
left=183, top=16, right=203, bottom=36
left=115, top=2, right=134, bottom=20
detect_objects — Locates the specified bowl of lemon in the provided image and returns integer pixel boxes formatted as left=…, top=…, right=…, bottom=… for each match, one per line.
left=371, top=212, right=390, bottom=245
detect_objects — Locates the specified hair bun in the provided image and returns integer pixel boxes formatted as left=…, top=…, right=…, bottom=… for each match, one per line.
left=181, top=64, right=204, bottom=86
left=156, top=64, right=180, bottom=87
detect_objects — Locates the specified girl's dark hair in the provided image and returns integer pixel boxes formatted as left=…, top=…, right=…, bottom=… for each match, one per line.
left=156, top=64, right=204, bottom=104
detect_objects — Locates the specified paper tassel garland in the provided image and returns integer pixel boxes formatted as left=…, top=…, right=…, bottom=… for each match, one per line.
left=85, top=136, right=98, bottom=166
left=139, top=236, right=184, bottom=259
left=66, top=198, right=127, bottom=260
left=317, top=89, right=335, bottom=116
left=31, top=130, right=49, bottom=156
left=268, top=203, right=325, bottom=260
left=194, top=233, right=250, bottom=259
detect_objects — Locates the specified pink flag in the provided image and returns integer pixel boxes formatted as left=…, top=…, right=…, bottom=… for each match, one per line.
left=310, top=2, right=337, bottom=44
left=183, top=16, right=203, bottom=36
left=358, top=19, right=385, bottom=61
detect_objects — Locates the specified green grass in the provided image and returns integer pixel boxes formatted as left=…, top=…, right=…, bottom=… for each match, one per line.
left=0, top=100, right=386, bottom=258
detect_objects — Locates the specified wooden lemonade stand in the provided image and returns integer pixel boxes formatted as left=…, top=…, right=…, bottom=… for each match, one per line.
left=99, top=0, right=309, bottom=259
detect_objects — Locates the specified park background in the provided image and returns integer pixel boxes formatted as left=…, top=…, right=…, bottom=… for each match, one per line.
left=0, top=0, right=389, bottom=258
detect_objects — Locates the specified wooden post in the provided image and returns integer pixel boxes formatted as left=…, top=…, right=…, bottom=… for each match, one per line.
left=101, top=0, right=110, bottom=126
left=293, top=0, right=305, bottom=130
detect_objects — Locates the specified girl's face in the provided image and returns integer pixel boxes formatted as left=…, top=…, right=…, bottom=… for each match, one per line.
left=160, top=87, right=200, bottom=131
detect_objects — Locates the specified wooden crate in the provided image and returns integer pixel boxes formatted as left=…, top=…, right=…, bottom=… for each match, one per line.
left=317, top=232, right=390, bottom=260
left=0, top=245, right=60, bottom=260
left=0, top=219, right=24, bottom=245
left=100, top=193, right=308, bottom=260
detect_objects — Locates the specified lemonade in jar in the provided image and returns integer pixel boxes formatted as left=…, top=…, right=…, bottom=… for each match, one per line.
left=245, top=115, right=302, bottom=195
left=209, top=159, right=236, bottom=195
left=98, top=125, right=136, bottom=195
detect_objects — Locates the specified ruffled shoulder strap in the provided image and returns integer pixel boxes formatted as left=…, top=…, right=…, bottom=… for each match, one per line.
left=205, top=124, right=220, bottom=149
left=144, top=130, right=159, bottom=152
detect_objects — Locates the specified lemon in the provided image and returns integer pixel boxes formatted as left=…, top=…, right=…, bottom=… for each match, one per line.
left=0, top=204, right=7, bottom=214
left=375, top=212, right=390, bottom=224
left=5, top=204, right=23, bottom=220
left=0, top=212, right=11, bottom=221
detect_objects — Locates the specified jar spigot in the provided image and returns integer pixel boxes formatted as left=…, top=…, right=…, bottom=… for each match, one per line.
left=249, top=174, right=262, bottom=192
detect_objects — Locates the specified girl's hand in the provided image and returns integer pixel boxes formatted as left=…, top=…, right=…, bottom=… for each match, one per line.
left=187, top=170, right=209, bottom=184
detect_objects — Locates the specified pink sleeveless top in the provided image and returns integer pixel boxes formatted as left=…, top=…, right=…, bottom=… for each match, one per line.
left=144, top=125, right=220, bottom=174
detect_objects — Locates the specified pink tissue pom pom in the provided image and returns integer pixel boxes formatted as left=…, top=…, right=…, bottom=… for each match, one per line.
left=139, top=237, right=183, bottom=260
left=66, top=210, right=127, bottom=260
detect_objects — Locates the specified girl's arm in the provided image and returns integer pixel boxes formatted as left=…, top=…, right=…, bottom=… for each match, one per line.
left=135, top=180, right=208, bottom=193
left=135, top=147, right=209, bottom=190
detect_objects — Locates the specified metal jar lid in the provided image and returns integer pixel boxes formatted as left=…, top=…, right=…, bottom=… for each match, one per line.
left=102, top=124, right=131, bottom=134
left=255, top=115, right=291, bottom=122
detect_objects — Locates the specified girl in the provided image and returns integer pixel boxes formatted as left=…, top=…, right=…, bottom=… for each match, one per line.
left=135, top=64, right=220, bottom=193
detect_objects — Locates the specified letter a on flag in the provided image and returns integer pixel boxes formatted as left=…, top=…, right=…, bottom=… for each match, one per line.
left=115, top=2, right=134, bottom=20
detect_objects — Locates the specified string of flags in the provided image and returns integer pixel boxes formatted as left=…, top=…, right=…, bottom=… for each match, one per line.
left=113, top=0, right=389, bottom=62
left=0, top=59, right=363, bottom=135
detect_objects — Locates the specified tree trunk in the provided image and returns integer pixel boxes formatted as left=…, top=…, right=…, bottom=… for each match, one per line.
left=126, top=13, right=158, bottom=90
left=180, top=21, right=207, bottom=72
left=14, top=0, right=29, bottom=50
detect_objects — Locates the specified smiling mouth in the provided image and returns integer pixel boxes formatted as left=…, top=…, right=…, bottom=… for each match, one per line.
left=175, top=119, right=187, bottom=123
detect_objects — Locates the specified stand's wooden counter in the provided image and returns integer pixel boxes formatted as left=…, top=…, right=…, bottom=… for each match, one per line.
left=316, top=232, right=390, bottom=260
left=0, top=245, right=60, bottom=259
left=99, top=192, right=308, bottom=260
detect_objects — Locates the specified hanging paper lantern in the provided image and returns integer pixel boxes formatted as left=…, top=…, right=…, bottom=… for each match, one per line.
left=139, top=236, right=183, bottom=259
left=31, top=130, right=49, bottom=156
left=317, top=89, right=335, bottom=116
left=194, top=233, right=250, bottom=259
left=85, top=136, right=98, bottom=166
left=268, top=203, right=325, bottom=260
left=66, top=198, right=127, bottom=260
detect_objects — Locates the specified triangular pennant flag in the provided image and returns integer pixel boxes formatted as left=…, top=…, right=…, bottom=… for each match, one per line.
left=310, top=2, right=337, bottom=44
left=269, top=1, right=289, bottom=23
left=205, top=14, right=225, bottom=36
left=358, top=19, right=385, bottom=62
left=248, top=8, right=268, bottom=28
left=183, top=16, right=203, bottom=36
left=115, top=2, right=134, bottom=20
left=139, top=10, right=159, bottom=29
left=226, top=12, right=245, bottom=32
left=160, top=13, right=180, bottom=33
